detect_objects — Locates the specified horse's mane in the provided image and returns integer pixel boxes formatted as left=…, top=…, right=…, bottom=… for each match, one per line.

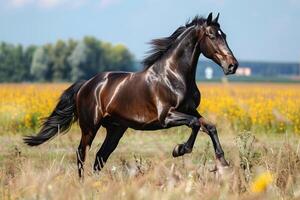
left=142, top=16, right=218, bottom=68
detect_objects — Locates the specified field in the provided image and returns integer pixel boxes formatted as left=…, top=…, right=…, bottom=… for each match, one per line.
left=1, top=83, right=300, bottom=199
left=0, top=83, right=299, bottom=134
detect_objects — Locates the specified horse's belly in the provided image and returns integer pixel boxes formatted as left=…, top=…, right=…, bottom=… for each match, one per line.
left=102, top=114, right=163, bottom=130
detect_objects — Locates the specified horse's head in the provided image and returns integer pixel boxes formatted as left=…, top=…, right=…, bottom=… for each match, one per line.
left=199, top=13, right=238, bottom=75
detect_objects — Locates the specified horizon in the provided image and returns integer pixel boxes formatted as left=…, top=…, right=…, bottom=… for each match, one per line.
left=0, top=0, right=300, bottom=63
left=1, top=36, right=300, bottom=64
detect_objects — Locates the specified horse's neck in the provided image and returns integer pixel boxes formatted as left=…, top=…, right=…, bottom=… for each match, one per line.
left=145, top=27, right=201, bottom=88
left=165, top=28, right=201, bottom=84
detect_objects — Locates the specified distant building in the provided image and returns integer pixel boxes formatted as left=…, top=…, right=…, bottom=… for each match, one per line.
left=184, top=60, right=300, bottom=80
left=236, top=67, right=252, bottom=76
left=205, top=67, right=213, bottom=79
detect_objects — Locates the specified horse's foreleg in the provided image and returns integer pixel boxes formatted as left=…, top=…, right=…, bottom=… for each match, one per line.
left=161, top=108, right=201, bottom=157
left=93, top=125, right=127, bottom=173
left=199, top=117, right=229, bottom=168
left=172, top=126, right=200, bottom=157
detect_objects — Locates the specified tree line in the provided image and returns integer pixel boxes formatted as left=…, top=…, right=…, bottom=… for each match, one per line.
left=0, top=36, right=135, bottom=82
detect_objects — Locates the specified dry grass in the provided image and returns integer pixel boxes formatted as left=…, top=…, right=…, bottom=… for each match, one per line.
left=1, top=127, right=300, bottom=199
left=1, top=83, right=300, bottom=199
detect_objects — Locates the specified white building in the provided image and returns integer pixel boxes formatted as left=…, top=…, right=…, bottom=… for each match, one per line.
left=236, top=67, right=252, bottom=76
left=205, top=66, right=213, bottom=79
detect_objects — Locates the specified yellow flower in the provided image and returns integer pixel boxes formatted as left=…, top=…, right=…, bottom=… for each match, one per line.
left=250, top=172, right=273, bottom=193
left=0, top=83, right=299, bottom=133
left=91, top=181, right=102, bottom=188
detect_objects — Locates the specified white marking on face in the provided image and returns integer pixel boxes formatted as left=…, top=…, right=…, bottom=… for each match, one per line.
left=218, top=30, right=222, bottom=36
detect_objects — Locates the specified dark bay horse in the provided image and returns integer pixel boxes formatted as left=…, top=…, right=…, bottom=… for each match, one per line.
left=24, top=13, right=238, bottom=177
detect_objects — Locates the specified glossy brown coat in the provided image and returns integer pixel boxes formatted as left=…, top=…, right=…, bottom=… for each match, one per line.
left=24, top=13, right=238, bottom=178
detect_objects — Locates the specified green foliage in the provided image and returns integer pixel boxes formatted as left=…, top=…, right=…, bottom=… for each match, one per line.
left=102, top=43, right=135, bottom=71
left=0, top=37, right=135, bottom=82
left=235, top=132, right=263, bottom=181
left=68, top=36, right=106, bottom=81
left=31, top=46, right=52, bottom=82
left=0, top=42, right=36, bottom=82
left=52, top=40, right=72, bottom=81
left=68, top=41, right=87, bottom=81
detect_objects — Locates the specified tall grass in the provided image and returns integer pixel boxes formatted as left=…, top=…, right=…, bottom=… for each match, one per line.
left=1, top=131, right=300, bottom=199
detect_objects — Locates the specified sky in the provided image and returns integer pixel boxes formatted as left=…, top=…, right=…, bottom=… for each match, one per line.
left=0, top=0, right=300, bottom=63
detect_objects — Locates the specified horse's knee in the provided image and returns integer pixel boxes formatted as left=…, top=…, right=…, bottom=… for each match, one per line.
left=189, top=117, right=200, bottom=128
left=206, top=124, right=217, bottom=135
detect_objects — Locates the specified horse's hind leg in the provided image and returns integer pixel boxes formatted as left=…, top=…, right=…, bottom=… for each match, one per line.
left=93, top=125, right=127, bottom=172
left=77, top=125, right=100, bottom=178
left=198, top=117, right=229, bottom=168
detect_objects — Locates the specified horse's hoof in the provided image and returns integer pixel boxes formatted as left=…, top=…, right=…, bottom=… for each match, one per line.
left=172, top=143, right=192, bottom=157
left=172, top=144, right=185, bottom=157
left=209, top=159, right=231, bottom=175
left=218, top=157, right=229, bottom=167
left=209, top=166, right=218, bottom=173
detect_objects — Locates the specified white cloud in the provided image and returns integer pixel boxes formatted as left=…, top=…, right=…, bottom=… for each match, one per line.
left=38, top=0, right=61, bottom=8
left=99, top=0, right=120, bottom=8
left=10, top=0, right=32, bottom=7
left=38, top=0, right=63, bottom=8
left=6, top=0, right=88, bottom=9
left=5, top=0, right=121, bottom=9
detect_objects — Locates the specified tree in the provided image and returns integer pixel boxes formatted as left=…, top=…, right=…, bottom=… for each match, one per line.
left=82, top=36, right=106, bottom=75
left=11, top=44, right=26, bottom=82
left=101, top=42, right=135, bottom=72
left=30, top=46, right=52, bottom=82
left=0, top=37, right=135, bottom=82
left=111, top=44, right=134, bottom=71
left=68, top=36, right=106, bottom=81
left=0, top=42, right=13, bottom=82
left=0, top=42, right=27, bottom=82
left=52, top=40, right=72, bottom=81
left=23, top=45, right=37, bottom=81
left=68, top=41, right=88, bottom=81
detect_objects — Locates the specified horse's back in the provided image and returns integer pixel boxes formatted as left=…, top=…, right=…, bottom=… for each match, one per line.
left=75, top=72, right=132, bottom=126
left=102, top=71, right=159, bottom=127
left=76, top=71, right=159, bottom=129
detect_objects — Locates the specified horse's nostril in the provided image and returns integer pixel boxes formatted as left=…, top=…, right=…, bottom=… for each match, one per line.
left=228, top=64, right=234, bottom=71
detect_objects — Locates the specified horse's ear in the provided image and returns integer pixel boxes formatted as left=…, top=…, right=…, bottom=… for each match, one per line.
left=206, top=12, right=213, bottom=25
left=213, top=13, right=219, bottom=23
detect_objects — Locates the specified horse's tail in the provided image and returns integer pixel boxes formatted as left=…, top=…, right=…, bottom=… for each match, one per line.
left=23, top=81, right=86, bottom=146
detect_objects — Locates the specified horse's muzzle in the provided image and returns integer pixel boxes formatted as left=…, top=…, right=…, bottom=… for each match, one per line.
left=225, top=62, right=239, bottom=75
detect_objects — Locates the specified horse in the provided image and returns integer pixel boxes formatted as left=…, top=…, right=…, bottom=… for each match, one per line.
left=24, top=13, right=239, bottom=178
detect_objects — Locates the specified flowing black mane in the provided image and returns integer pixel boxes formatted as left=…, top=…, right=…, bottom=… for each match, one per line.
left=142, top=16, right=219, bottom=68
